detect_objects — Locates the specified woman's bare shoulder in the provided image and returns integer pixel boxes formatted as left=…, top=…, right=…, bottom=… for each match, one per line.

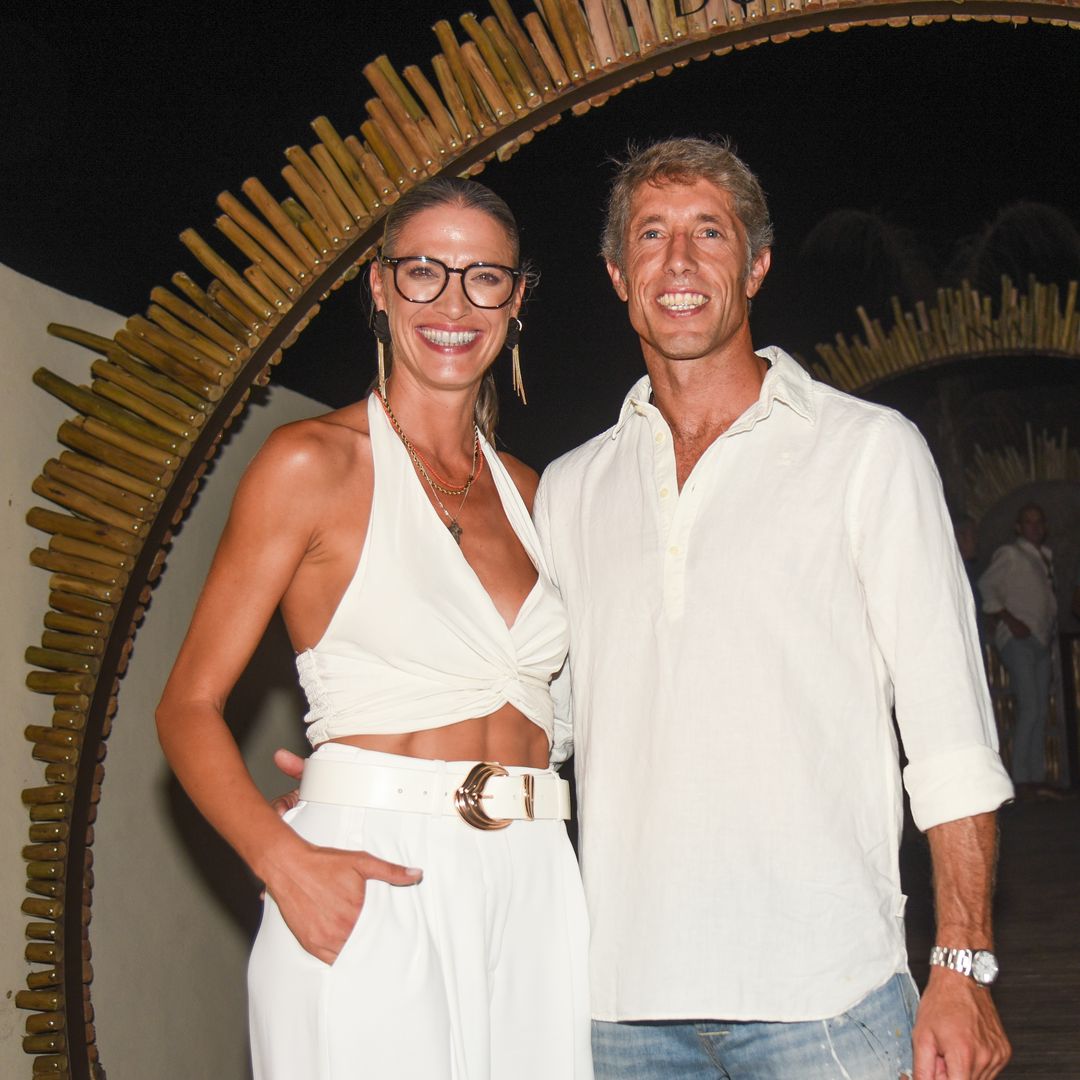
left=497, top=451, right=540, bottom=512
left=256, top=400, right=372, bottom=475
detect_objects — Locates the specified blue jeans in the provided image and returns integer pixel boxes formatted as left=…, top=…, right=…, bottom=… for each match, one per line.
left=1000, top=635, right=1051, bottom=783
left=592, top=972, right=918, bottom=1079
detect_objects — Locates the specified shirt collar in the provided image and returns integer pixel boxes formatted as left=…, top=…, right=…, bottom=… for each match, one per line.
left=612, top=346, right=816, bottom=439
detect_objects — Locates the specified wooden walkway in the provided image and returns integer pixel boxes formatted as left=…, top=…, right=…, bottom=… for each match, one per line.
left=903, top=796, right=1080, bottom=1077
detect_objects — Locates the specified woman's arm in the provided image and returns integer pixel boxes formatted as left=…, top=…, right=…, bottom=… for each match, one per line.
left=156, top=424, right=419, bottom=963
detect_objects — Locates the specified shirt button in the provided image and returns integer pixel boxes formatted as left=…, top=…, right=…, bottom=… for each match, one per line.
left=669, top=545, right=681, bottom=557
left=659, top=486, right=670, bottom=498
left=655, top=432, right=665, bottom=445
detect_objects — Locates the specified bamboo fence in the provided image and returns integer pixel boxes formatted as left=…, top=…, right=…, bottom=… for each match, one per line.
left=18, top=2, right=1080, bottom=1078
left=813, top=276, right=1080, bottom=393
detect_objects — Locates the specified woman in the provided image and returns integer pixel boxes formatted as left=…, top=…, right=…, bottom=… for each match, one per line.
left=156, top=177, right=592, bottom=1079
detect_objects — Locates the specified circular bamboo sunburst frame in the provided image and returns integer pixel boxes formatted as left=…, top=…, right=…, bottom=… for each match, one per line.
left=17, top=2, right=1080, bottom=1077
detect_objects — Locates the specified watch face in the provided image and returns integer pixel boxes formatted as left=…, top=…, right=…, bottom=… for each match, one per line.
left=971, top=951, right=999, bottom=985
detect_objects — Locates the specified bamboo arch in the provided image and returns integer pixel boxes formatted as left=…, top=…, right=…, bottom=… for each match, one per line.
left=17, top=2, right=1080, bottom=1077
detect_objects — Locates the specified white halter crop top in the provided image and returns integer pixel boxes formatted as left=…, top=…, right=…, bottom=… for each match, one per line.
left=296, top=393, right=570, bottom=749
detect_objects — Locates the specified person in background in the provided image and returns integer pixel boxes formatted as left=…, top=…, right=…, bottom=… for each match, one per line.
left=979, top=502, right=1058, bottom=798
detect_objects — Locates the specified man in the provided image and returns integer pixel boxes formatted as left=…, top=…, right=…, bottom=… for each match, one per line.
left=533, top=138, right=1014, bottom=1079
left=979, top=503, right=1057, bottom=794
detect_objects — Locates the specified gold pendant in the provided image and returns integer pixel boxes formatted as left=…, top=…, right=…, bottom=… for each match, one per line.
left=448, top=521, right=463, bottom=545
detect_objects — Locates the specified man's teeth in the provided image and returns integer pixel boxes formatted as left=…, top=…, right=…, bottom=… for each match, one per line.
left=418, top=328, right=480, bottom=346
left=658, top=293, right=707, bottom=311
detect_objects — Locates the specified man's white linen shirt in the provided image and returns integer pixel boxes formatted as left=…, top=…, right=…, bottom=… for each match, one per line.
left=979, top=538, right=1057, bottom=649
left=536, top=347, right=1013, bottom=1023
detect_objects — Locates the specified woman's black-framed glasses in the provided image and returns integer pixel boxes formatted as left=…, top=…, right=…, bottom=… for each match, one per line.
left=379, top=254, right=520, bottom=309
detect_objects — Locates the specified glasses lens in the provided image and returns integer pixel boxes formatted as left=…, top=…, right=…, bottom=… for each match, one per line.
left=463, top=265, right=516, bottom=308
left=394, top=257, right=448, bottom=302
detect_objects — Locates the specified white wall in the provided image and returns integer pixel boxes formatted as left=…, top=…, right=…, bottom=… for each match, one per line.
left=0, top=264, right=321, bottom=1079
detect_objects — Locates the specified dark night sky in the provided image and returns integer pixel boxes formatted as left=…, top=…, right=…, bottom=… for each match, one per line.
left=2, top=8, right=1078, bottom=467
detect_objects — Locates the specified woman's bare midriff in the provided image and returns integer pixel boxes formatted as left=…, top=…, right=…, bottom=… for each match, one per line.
left=325, top=700, right=549, bottom=768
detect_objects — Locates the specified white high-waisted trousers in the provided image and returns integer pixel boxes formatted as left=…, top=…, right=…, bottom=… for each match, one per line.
left=248, top=745, right=593, bottom=1080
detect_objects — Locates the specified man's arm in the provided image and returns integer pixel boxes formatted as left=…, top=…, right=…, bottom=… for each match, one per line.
left=913, top=812, right=1011, bottom=1080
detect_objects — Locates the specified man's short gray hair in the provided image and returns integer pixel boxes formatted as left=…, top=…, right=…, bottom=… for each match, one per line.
left=601, top=137, right=774, bottom=276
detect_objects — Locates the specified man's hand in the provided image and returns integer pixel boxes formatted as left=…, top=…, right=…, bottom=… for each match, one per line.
left=269, top=747, right=306, bottom=816
left=913, top=969, right=1010, bottom=1079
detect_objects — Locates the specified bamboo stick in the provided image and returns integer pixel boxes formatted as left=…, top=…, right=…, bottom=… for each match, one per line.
left=28, top=506, right=142, bottom=556
left=601, top=0, right=637, bottom=57
left=90, top=361, right=205, bottom=429
left=47, top=531, right=134, bottom=576
left=150, top=283, right=250, bottom=360
left=40, top=750, right=79, bottom=771
left=25, top=964, right=62, bottom=985
left=650, top=0, right=677, bottom=42
left=207, top=277, right=276, bottom=330
left=374, top=58, right=448, bottom=161
left=582, top=0, right=620, bottom=64
left=344, top=136, right=400, bottom=202
left=433, top=21, right=494, bottom=132
left=276, top=199, right=329, bottom=259
left=92, top=338, right=215, bottom=409
left=490, top=0, right=558, bottom=97
left=215, top=195, right=313, bottom=290
left=115, top=326, right=227, bottom=393
left=15, top=990, right=62, bottom=1012
left=536, top=0, right=586, bottom=80
left=524, top=14, right=573, bottom=90
left=51, top=712, right=89, bottom=732
left=25, top=1012, right=64, bottom=1035
left=238, top=179, right=322, bottom=273
left=27, top=825, right=69, bottom=846
left=364, top=59, right=444, bottom=163
left=480, top=17, right=542, bottom=105
left=461, top=15, right=529, bottom=113
left=179, top=229, right=276, bottom=321
left=402, top=67, right=464, bottom=150
left=22, top=1031, right=65, bottom=1055
left=144, top=303, right=237, bottom=368
left=625, top=0, right=661, bottom=49
left=311, top=117, right=384, bottom=210
left=25, top=670, right=93, bottom=695
left=557, top=0, right=604, bottom=72
left=123, top=317, right=230, bottom=384
left=47, top=573, right=123, bottom=605
left=48, top=590, right=115, bottom=624
left=242, top=265, right=290, bottom=313
left=309, top=144, right=373, bottom=224
left=91, top=379, right=197, bottom=441
left=44, top=324, right=128, bottom=366
left=32, top=475, right=148, bottom=535
left=363, top=104, right=428, bottom=182
left=27, top=803, right=72, bottom=823
left=70, top=414, right=179, bottom=470
left=40, top=631, right=103, bottom=658
left=285, top=146, right=357, bottom=237
left=31, top=549, right=129, bottom=589
left=26, top=729, right=84, bottom=751
left=461, top=43, right=516, bottom=125
left=430, top=56, right=483, bottom=143
left=33, top=369, right=189, bottom=455
left=211, top=211, right=304, bottom=300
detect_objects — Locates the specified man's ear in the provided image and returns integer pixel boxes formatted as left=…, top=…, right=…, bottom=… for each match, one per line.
left=746, top=247, right=771, bottom=299
left=606, top=260, right=629, bottom=302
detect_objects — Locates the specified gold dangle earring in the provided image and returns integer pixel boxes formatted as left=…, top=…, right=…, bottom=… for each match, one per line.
left=372, top=309, right=391, bottom=398
left=506, top=317, right=526, bottom=405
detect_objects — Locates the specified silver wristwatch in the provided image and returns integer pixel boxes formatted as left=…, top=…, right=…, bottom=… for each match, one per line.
left=929, top=946, right=999, bottom=986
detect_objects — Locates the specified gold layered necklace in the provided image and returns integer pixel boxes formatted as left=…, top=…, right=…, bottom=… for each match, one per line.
left=377, top=389, right=483, bottom=544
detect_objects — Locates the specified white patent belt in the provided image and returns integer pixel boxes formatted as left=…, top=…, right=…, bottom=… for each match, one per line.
left=299, top=757, right=571, bottom=831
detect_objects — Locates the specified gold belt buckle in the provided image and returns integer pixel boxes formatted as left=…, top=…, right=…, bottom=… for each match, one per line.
left=454, top=762, right=515, bottom=830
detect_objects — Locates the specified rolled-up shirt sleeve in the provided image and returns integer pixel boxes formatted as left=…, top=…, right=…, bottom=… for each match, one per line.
left=533, top=472, right=574, bottom=768
left=849, top=412, right=1014, bottom=830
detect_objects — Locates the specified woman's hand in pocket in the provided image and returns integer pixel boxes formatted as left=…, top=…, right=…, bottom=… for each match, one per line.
left=262, top=835, right=423, bottom=964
